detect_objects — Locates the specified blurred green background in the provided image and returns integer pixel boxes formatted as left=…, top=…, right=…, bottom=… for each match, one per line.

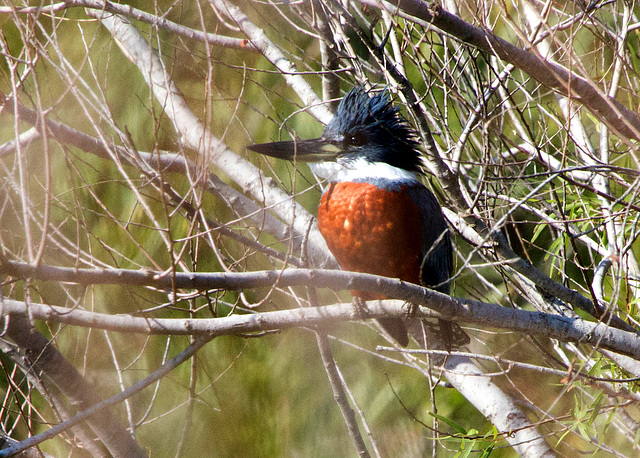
left=2, top=0, right=639, bottom=456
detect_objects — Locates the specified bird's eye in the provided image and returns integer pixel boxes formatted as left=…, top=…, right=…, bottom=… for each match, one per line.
left=345, top=132, right=366, bottom=147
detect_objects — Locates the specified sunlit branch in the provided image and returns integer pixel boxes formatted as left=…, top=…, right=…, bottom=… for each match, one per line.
left=87, top=8, right=334, bottom=266
left=2, top=286, right=639, bottom=360
left=0, top=0, right=258, bottom=52
left=1, top=316, right=146, bottom=458
left=0, top=93, right=301, bottom=264
left=364, top=0, right=640, bottom=141
left=210, top=0, right=334, bottom=124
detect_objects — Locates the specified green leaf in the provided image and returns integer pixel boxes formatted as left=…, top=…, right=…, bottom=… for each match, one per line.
left=428, top=411, right=468, bottom=435
left=530, top=221, right=548, bottom=245
left=577, top=422, right=592, bottom=441
left=455, top=440, right=474, bottom=458
left=573, top=393, right=587, bottom=420
left=479, top=445, right=495, bottom=457
left=556, top=427, right=572, bottom=446
left=587, top=392, right=605, bottom=426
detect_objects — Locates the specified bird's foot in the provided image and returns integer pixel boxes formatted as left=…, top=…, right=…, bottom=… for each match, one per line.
left=352, top=296, right=370, bottom=319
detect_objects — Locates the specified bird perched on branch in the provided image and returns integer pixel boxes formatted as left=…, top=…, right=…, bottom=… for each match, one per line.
left=249, top=86, right=467, bottom=348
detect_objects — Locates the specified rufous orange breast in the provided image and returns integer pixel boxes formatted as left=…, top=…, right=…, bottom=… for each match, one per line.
left=317, top=181, right=423, bottom=300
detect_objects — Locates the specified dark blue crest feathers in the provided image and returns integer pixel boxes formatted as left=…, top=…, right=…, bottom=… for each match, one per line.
left=323, top=86, right=422, bottom=173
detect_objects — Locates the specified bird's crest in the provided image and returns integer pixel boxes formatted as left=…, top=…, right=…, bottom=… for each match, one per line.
left=323, top=86, right=423, bottom=173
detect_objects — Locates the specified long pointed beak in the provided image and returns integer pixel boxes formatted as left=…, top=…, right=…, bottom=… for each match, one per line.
left=247, top=138, right=342, bottom=162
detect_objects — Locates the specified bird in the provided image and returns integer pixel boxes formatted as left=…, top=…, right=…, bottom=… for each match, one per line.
left=248, top=86, right=467, bottom=348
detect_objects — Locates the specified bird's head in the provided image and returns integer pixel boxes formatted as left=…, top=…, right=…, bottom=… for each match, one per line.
left=248, top=87, right=423, bottom=180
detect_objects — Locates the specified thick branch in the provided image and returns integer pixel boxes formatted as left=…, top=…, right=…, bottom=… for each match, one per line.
left=3, top=258, right=636, bottom=331
left=209, top=0, right=334, bottom=124
left=2, top=292, right=639, bottom=360
left=368, top=0, right=640, bottom=141
left=443, top=354, right=555, bottom=456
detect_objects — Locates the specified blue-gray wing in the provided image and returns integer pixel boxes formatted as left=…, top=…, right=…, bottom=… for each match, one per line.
left=406, top=184, right=469, bottom=348
left=405, top=185, right=452, bottom=295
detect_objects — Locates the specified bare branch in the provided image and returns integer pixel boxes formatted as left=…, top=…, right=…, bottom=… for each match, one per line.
left=2, top=288, right=639, bottom=361
left=315, top=330, right=371, bottom=457
left=368, top=0, right=640, bottom=141
left=1, top=315, right=146, bottom=458
left=209, top=0, right=334, bottom=124
left=2, top=1, right=639, bottom=454
left=87, top=8, right=333, bottom=266
left=1, top=0, right=258, bottom=51
left=0, top=331, right=210, bottom=458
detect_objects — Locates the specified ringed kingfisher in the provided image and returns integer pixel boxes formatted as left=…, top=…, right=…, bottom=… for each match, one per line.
left=249, top=86, right=466, bottom=347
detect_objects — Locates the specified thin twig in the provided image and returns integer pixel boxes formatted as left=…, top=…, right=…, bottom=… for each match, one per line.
left=0, top=334, right=211, bottom=458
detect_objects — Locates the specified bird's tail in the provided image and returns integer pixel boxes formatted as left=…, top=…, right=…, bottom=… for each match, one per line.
left=377, top=318, right=409, bottom=347
left=437, top=319, right=470, bottom=350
